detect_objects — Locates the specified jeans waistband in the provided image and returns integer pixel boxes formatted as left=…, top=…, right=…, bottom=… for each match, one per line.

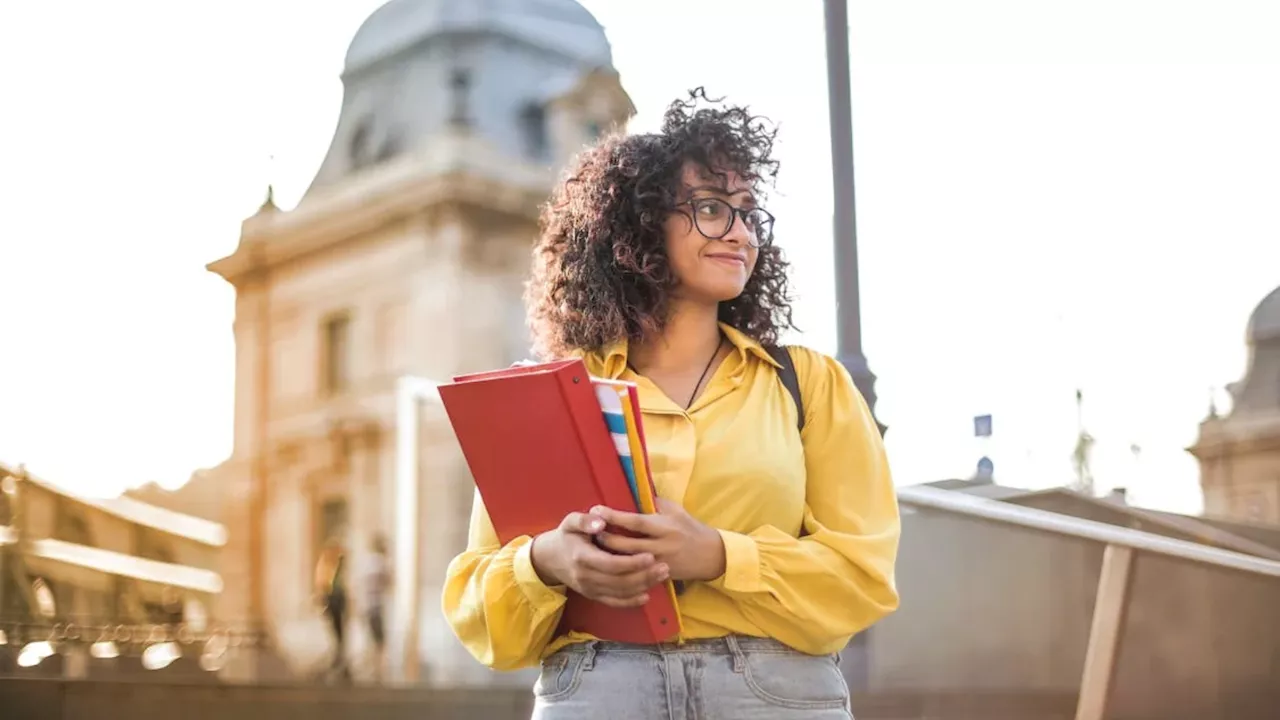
left=555, top=634, right=808, bottom=658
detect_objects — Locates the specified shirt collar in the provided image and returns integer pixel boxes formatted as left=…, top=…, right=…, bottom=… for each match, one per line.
left=591, top=322, right=781, bottom=379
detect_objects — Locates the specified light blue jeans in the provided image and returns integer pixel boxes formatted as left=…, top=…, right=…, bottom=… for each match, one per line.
left=531, top=635, right=854, bottom=719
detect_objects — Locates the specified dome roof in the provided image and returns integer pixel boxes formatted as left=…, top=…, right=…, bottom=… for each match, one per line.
left=345, top=0, right=612, bottom=73
left=1247, top=284, right=1280, bottom=344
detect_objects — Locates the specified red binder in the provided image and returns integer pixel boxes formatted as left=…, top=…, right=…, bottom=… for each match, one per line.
left=438, top=358, right=681, bottom=644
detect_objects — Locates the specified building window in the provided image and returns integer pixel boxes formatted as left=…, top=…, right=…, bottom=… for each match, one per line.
left=321, top=313, right=352, bottom=395
left=521, top=103, right=549, bottom=160
left=31, top=577, right=58, bottom=618
left=53, top=499, right=91, bottom=545
left=349, top=120, right=373, bottom=170
left=134, top=526, right=175, bottom=565
left=449, top=69, right=472, bottom=127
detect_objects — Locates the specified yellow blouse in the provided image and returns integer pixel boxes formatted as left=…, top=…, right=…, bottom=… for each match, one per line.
left=441, top=323, right=901, bottom=670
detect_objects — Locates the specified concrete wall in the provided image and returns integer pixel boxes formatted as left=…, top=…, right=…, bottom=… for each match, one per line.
left=866, top=507, right=1280, bottom=719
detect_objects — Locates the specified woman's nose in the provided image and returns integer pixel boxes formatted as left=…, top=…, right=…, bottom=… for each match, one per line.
left=722, top=211, right=752, bottom=245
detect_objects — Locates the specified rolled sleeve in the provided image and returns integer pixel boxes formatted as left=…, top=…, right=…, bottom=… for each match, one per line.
left=513, top=539, right=568, bottom=607
left=441, top=491, right=569, bottom=670
left=709, top=529, right=762, bottom=593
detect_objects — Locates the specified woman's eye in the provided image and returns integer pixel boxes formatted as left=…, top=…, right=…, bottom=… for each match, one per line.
left=696, top=202, right=725, bottom=217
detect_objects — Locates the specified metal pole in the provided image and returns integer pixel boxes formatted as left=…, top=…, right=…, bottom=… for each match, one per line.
left=824, top=0, right=885, bottom=435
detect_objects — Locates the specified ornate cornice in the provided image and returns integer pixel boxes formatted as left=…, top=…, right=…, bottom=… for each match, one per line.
left=1189, top=413, right=1280, bottom=460
left=208, top=132, right=554, bottom=288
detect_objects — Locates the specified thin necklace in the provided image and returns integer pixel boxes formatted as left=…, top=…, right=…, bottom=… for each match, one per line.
left=628, top=335, right=725, bottom=410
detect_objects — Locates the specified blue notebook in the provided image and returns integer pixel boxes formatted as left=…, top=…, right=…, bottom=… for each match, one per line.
left=593, top=380, right=641, bottom=509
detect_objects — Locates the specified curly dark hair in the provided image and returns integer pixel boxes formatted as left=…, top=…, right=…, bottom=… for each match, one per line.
left=525, top=87, right=796, bottom=360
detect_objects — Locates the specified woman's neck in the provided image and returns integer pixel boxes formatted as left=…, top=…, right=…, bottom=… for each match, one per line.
left=628, top=300, right=722, bottom=374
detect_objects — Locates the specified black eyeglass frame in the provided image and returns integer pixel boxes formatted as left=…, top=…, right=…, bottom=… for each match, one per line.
left=675, top=198, right=776, bottom=248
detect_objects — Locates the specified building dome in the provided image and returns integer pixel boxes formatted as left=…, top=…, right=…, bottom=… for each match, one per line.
left=1246, top=285, right=1280, bottom=344
left=344, top=0, right=612, bottom=73
left=300, top=0, right=631, bottom=201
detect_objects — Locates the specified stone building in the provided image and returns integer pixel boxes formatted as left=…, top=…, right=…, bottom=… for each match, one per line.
left=0, top=462, right=228, bottom=678
left=191, top=0, right=634, bottom=684
left=1190, top=284, right=1280, bottom=525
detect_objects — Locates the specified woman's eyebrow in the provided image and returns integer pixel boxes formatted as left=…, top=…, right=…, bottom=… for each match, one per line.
left=688, top=184, right=755, bottom=202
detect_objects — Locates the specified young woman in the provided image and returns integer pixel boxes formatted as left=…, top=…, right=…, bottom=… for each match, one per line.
left=443, top=89, right=900, bottom=719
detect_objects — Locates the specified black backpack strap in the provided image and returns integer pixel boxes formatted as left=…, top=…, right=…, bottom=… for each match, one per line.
left=765, top=345, right=805, bottom=433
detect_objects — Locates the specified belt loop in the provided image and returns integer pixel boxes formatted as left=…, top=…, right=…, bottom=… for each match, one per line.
left=582, top=640, right=598, bottom=670
left=725, top=635, right=745, bottom=673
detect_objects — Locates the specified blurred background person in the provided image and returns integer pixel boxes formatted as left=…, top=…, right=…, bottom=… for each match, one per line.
left=360, top=533, right=392, bottom=682
left=313, top=537, right=350, bottom=682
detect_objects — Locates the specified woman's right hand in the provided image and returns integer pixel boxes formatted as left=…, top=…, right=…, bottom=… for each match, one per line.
left=530, top=512, right=669, bottom=608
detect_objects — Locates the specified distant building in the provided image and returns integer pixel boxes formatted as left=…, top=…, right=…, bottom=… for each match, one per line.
left=182, top=0, right=634, bottom=685
left=1190, top=284, right=1280, bottom=525
left=0, top=462, right=228, bottom=679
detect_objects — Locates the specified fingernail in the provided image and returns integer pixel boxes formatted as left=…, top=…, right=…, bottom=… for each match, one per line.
left=657, top=564, right=669, bottom=579
left=589, top=519, right=604, bottom=531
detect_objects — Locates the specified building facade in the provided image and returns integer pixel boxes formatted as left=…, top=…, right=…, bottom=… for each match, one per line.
left=197, top=0, right=634, bottom=684
left=1190, top=284, right=1280, bottom=525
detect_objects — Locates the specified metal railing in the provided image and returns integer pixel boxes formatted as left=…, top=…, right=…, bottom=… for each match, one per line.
left=898, top=485, right=1280, bottom=578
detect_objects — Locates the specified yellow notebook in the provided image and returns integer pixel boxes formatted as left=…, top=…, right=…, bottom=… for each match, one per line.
left=613, top=383, right=683, bottom=635
left=616, top=387, right=657, bottom=514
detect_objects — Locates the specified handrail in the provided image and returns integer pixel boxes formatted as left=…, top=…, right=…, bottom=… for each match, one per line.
left=0, top=524, right=222, bottom=594
left=898, top=484, right=1280, bottom=578
left=0, top=462, right=226, bottom=547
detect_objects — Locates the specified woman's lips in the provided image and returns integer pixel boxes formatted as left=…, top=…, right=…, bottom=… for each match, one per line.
left=705, top=253, right=746, bottom=266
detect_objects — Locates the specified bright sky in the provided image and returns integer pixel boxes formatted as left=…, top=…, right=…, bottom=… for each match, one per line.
left=2, top=1, right=1279, bottom=514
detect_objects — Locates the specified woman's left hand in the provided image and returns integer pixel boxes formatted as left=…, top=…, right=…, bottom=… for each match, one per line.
left=591, top=499, right=726, bottom=583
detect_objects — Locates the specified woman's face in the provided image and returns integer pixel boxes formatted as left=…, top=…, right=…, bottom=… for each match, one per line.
left=663, top=164, right=762, bottom=305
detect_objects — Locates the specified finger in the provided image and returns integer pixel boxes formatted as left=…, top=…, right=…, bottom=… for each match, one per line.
left=590, top=505, right=663, bottom=536
left=577, top=545, right=656, bottom=576
left=581, top=563, right=668, bottom=599
left=560, top=512, right=605, bottom=536
left=595, top=531, right=653, bottom=556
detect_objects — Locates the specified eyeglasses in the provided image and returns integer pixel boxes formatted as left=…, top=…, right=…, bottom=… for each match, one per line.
left=677, top=198, right=775, bottom=248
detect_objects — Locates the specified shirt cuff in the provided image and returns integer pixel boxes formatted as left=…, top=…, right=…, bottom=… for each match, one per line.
left=513, top=539, right=567, bottom=607
left=709, top=529, right=761, bottom=593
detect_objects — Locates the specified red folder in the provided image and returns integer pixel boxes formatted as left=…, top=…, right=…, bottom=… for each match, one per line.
left=438, top=359, right=680, bottom=644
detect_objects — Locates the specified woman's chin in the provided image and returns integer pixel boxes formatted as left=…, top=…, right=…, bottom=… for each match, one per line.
left=701, top=286, right=749, bottom=304
left=673, top=278, right=749, bottom=306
